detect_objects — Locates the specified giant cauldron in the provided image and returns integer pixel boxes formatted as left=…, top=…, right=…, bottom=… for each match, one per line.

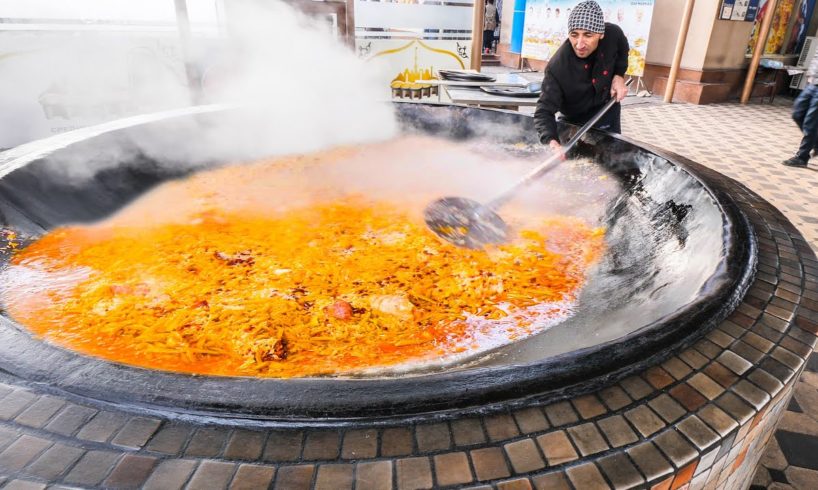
left=0, top=103, right=755, bottom=421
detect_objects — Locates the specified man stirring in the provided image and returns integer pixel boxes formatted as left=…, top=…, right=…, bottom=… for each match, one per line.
left=534, top=0, right=630, bottom=154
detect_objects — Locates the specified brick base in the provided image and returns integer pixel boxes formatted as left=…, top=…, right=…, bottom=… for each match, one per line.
left=643, top=64, right=788, bottom=105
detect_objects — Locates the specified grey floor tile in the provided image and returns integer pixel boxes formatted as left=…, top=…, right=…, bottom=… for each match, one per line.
left=775, top=430, right=818, bottom=471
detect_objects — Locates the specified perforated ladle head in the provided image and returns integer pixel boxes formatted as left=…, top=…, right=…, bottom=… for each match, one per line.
left=424, top=78, right=632, bottom=249
left=423, top=197, right=509, bottom=249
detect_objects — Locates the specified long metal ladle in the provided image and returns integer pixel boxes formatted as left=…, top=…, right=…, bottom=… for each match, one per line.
left=424, top=78, right=632, bottom=249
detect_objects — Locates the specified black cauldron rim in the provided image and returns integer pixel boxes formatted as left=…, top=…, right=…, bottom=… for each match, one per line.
left=0, top=103, right=757, bottom=423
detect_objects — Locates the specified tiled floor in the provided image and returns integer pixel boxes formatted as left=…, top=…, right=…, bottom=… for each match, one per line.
left=615, top=96, right=818, bottom=489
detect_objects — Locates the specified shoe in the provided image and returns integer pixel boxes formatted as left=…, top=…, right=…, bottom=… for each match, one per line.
left=782, top=157, right=808, bottom=167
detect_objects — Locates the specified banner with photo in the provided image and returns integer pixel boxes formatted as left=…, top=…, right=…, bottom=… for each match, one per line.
left=788, top=0, right=817, bottom=54
left=520, top=0, right=654, bottom=76
left=746, top=0, right=809, bottom=55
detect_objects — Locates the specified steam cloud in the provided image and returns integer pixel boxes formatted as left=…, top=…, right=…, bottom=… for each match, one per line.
left=198, top=1, right=399, bottom=156
left=1, top=0, right=399, bottom=178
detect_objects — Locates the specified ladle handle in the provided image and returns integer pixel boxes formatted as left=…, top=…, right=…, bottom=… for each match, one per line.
left=487, top=78, right=633, bottom=209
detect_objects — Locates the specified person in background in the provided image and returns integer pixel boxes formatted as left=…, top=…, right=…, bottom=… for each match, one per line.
left=534, top=0, right=629, bottom=155
left=484, top=0, right=498, bottom=54
left=782, top=49, right=818, bottom=167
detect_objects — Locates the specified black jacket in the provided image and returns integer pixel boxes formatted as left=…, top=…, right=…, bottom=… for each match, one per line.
left=534, top=23, right=629, bottom=144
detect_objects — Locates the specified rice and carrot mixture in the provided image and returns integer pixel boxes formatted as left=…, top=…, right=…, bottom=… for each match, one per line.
left=2, top=150, right=606, bottom=377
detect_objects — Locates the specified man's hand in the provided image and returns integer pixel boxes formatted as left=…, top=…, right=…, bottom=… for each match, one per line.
left=611, top=75, right=628, bottom=102
left=548, top=139, right=566, bottom=160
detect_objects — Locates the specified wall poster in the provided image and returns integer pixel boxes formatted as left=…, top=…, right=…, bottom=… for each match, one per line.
left=520, top=0, right=655, bottom=76
left=787, top=0, right=817, bottom=54
left=719, top=0, right=761, bottom=21
left=747, top=0, right=799, bottom=54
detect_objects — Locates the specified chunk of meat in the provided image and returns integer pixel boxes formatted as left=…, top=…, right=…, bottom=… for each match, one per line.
left=327, top=299, right=353, bottom=320
left=369, top=294, right=414, bottom=319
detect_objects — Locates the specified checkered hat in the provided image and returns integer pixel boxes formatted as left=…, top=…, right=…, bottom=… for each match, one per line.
left=568, top=0, right=605, bottom=34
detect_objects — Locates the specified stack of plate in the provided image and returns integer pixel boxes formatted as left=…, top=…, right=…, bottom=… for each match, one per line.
left=480, top=82, right=542, bottom=98
left=438, top=70, right=496, bottom=82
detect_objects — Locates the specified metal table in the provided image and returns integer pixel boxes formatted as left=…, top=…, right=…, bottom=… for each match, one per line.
left=416, top=72, right=538, bottom=108
left=443, top=86, right=539, bottom=111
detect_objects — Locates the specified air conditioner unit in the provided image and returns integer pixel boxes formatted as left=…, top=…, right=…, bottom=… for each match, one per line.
left=790, top=36, right=818, bottom=89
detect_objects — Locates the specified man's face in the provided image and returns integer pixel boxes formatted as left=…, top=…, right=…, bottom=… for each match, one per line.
left=569, top=29, right=603, bottom=58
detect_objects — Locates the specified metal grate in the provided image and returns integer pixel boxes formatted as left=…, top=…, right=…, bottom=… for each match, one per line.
left=797, top=37, right=817, bottom=67
left=790, top=37, right=818, bottom=89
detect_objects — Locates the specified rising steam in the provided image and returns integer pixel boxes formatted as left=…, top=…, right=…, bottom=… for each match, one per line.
left=1, top=0, right=399, bottom=179
left=198, top=1, right=399, bottom=155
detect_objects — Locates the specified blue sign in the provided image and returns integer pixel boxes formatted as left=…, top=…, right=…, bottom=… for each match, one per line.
left=747, top=0, right=761, bottom=21
left=510, top=0, right=527, bottom=54
left=720, top=0, right=760, bottom=21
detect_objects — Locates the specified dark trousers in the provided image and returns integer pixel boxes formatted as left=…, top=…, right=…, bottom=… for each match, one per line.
left=483, top=30, right=494, bottom=51
left=564, top=102, right=622, bottom=134
left=792, top=83, right=818, bottom=161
